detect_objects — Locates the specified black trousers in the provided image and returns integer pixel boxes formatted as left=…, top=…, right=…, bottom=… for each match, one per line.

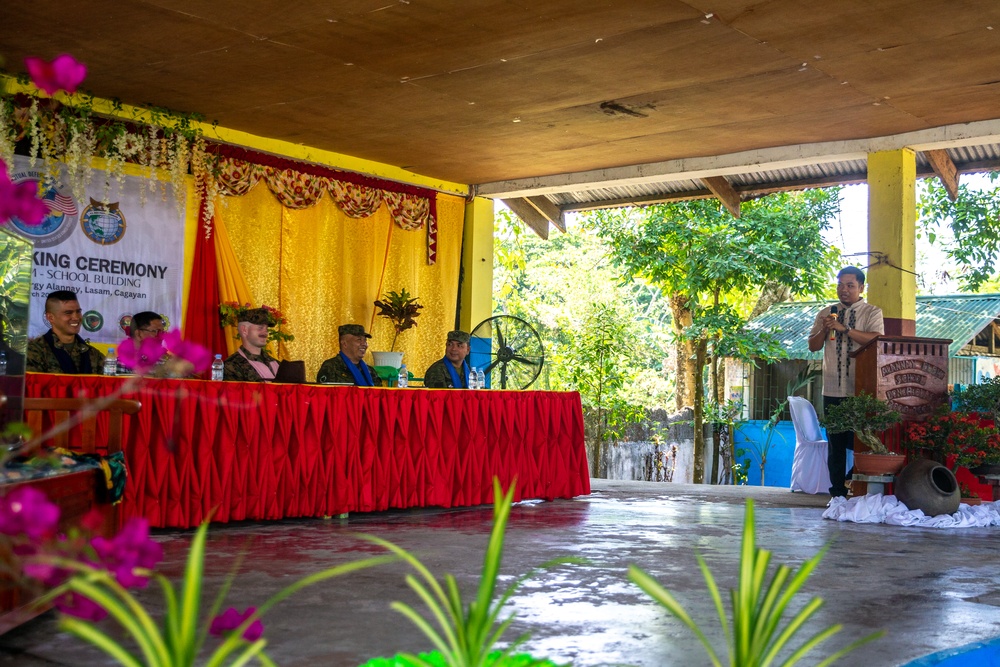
left=824, top=395, right=854, bottom=497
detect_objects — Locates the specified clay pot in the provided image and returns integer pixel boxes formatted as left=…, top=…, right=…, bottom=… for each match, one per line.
left=895, top=458, right=961, bottom=516
left=853, top=452, right=907, bottom=476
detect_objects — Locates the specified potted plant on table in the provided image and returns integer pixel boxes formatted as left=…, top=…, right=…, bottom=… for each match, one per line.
left=903, top=407, right=1000, bottom=477
left=371, top=289, right=423, bottom=372
left=821, top=392, right=904, bottom=475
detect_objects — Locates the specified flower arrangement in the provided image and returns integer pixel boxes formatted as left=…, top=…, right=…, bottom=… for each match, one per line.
left=373, top=288, right=423, bottom=351
left=218, top=301, right=295, bottom=346
left=903, top=408, right=1000, bottom=470
left=1, top=54, right=217, bottom=221
left=821, top=392, right=901, bottom=454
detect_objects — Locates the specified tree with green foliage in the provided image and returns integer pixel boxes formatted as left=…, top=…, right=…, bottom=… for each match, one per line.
left=918, top=172, right=1000, bottom=291
left=493, top=209, right=673, bottom=458
left=585, top=190, right=840, bottom=483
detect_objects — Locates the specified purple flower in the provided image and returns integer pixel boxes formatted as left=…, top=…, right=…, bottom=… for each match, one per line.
left=210, top=606, right=264, bottom=641
left=90, top=518, right=163, bottom=588
left=0, top=486, right=60, bottom=540
left=118, top=336, right=167, bottom=373
left=24, top=54, right=87, bottom=96
left=55, top=591, right=107, bottom=622
left=0, top=165, right=48, bottom=226
left=161, top=330, right=213, bottom=373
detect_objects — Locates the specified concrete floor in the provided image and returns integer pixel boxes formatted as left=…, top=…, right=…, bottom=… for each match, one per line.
left=2, top=480, right=999, bottom=666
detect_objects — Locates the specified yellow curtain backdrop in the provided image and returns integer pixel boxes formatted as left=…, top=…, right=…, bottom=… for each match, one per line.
left=216, top=185, right=466, bottom=381
left=213, top=207, right=260, bottom=356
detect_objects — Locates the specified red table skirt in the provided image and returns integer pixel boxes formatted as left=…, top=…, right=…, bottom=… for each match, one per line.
left=26, top=374, right=591, bottom=528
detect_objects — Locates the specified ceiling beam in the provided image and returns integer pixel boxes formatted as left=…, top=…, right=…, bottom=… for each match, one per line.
left=923, top=149, right=960, bottom=201
left=476, top=118, right=1000, bottom=199
left=502, top=198, right=549, bottom=239
left=526, top=196, right=566, bottom=233
left=702, top=176, right=741, bottom=218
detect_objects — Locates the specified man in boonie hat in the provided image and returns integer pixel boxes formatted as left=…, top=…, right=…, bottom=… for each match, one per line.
left=223, top=307, right=280, bottom=382
left=423, top=330, right=472, bottom=389
left=316, top=323, right=382, bottom=386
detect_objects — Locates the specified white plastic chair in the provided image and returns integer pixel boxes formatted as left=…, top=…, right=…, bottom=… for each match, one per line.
left=788, top=396, right=833, bottom=494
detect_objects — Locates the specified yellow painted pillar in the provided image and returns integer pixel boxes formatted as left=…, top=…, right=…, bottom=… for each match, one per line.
left=458, top=196, right=494, bottom=334
left=867, top=149, right=917, bottom=336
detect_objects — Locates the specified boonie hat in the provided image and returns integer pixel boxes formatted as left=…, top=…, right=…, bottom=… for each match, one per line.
left=339, top=324, right=372, bottom=338
left=239, top=308, right=271, bottom=326
left=447, top=330, right=471, bottom=344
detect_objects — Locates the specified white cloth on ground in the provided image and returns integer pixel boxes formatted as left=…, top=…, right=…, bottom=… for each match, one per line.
left=823, top=494, right=1000, bottom=528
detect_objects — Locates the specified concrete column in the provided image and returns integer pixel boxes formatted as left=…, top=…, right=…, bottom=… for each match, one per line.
left=867, top=149, right=917, bottom=336
left=458, top=196, right=494, bottom=333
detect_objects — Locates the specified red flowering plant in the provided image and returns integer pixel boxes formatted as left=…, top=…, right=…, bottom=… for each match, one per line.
left=903, top=408, right=1000, bottom=470
left=218, top=301, right=294, bottom=346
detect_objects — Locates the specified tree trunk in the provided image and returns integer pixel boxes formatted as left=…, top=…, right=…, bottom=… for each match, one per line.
left=749, top=280, right=792, bottom=320
left=693, top=337, right=708, bottom=484
left=669, top=294, right=696, bottom=412
left=710, top=352, right=722, bottom=483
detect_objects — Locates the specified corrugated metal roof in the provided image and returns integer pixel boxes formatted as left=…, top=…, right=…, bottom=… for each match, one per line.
left=748, top=294, right=1000, bottom=360
left=548, top=146, right=1000, bottom=211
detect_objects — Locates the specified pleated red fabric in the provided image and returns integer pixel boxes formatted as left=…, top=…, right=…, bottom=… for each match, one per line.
left=26, top=374, right=592, bottom=528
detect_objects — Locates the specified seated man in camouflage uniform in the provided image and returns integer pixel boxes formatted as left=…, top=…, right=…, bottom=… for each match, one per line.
left=316, top=324, right=382, bottom=386
left=423, top=330, right=471, bottom=389
left=27, top=290, right=105, bottom=374
left=222, top=308, right=279, bottom=382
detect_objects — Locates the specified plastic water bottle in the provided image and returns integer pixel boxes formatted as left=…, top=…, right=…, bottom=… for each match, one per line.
left=104, top=347, right=118, bottom=376
left=397, top=363, right=408, bottom=388
left=477, top=367, right=486, bottom=390
left=0, top=351, right=6, bottom=376
left=469, top=367, right=479, bottom=390
left=211, top=354, right=225, bottom=381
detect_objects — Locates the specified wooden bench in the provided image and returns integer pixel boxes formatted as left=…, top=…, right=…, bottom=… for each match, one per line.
left=0, top=397, right=140, bottom=634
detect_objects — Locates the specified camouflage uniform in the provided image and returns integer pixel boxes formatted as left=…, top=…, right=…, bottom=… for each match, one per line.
left=423, top=359, right=468, bottom=389
left=26, top=332, right=106, bottom=374
left=223, top=347, right=279, bottom=382
left=316, top=355, right=383, bottom=386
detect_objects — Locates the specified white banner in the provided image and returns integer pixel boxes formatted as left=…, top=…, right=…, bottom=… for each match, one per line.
left=4, top=156, right=186, bottom=345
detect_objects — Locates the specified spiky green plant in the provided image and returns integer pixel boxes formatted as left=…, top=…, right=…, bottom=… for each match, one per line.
left=628, top=499, right=883, bottom=667
left=46, top=520, right=395, bottom=667
left=363, top=479, right=575, bottom=667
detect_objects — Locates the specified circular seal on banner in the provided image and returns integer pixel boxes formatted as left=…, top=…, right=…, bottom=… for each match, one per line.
left=118, top=314, right=133, bottom=335
left=83, top=310, right=104, bottom=333
left=4, top=171, right=79, bottom=248
left=80, top=201, right=127, bottom=245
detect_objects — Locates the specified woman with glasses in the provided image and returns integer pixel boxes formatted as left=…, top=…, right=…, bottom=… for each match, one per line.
left=118, top=311, right=167, bottom=375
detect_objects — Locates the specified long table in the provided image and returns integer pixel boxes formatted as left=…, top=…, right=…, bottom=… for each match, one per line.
left=25, top=374, right=591, bottom=528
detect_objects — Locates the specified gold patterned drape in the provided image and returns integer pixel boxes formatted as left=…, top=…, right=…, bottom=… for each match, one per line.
left=218, top=188, right=466, bottom=380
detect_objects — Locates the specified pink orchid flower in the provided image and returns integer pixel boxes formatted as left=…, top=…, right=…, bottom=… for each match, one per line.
left=210, top=606, right=264, bottom=641
left=55, top=591, right=107, bottom=622
left=0, top=164, right=48, bottom=226
left=24, top=54, right=87, bottom=96
left=90, top=518, right=164, bottom=589
left=0, top=486, right=60, bottom=540
left=161, top=330, right=213, bottom=373
left=117, top=336, right=167, bottom=374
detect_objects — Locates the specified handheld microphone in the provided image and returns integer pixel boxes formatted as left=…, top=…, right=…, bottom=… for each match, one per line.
left=828, top=305, right=839, bottom=341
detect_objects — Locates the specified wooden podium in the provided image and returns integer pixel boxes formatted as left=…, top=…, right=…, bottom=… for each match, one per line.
left=851, top=336, right=952, bottom=422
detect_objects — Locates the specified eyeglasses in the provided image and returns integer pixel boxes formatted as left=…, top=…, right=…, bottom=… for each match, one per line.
left=139, top=328, right=165, bottom=337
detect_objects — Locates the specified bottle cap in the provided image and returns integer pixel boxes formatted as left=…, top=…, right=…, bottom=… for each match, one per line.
left=215, top=353, right=222, bottom=359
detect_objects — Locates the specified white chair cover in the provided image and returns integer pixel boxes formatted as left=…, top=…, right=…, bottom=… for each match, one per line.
left=788, top=396, right=833, bottom=494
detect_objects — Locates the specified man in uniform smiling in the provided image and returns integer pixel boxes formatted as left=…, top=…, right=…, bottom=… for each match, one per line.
left=26, top=290, right=105, bottom=374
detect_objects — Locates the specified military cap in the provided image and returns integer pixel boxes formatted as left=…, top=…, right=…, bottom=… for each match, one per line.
left=447, top=330, right=471, bottom=344
left=239, top=308, right=271, bottom=326
left=339, top=324, right=372, bottom=339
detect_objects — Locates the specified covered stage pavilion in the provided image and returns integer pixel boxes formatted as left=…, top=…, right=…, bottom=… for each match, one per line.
left=5, top=1, right=1000, bottom=664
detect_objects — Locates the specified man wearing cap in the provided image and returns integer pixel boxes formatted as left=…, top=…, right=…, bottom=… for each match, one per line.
left=316, top=324, right=383, bottom=386
left=223, top=308, right=280, bottom=382
left=27, top=290, right=105, bottom=374
left=423, top=330, right=472, bottom=389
